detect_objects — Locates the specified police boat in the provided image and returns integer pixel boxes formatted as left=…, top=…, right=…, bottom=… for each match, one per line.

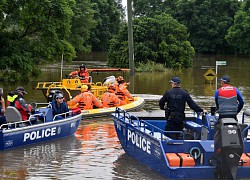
left=0, top=104, right=82, bottom=150
left=112, top=108, right=250, bottom=179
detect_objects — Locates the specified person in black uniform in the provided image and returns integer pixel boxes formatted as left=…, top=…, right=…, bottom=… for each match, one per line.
left=159, top=77, right=204, bottom=139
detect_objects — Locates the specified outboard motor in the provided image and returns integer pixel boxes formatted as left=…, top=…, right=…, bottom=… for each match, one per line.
left=103, top=76, right=116, bottom=86
left=47, top=89, right=62, bottom=103
left=214, top=118, right=244, bottom=180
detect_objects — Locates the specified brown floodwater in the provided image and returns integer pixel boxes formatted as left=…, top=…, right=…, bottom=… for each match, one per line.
left=0, top=55, right=249, bottom=179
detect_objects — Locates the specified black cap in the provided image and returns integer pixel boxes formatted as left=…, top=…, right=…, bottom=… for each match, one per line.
left=16, top=86, right=27, bottom=94
left=169, top=77, right=181, bottom=84
left=79, top=64, right=86, bottom=68
left=220, top=75, right=230, bottom=83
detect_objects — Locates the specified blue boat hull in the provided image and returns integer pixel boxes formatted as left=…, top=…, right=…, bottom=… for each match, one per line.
left=112, top=109, right=250, bottom=179
left=0, top=114, right=82, bottom=150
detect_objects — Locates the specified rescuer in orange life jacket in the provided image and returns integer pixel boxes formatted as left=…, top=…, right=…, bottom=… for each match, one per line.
left=102, top=84, right=120, bottom=108
left=69, top=64, right=90, bottom=83
left=67, top=85, right=102, bottom=110
left=115, top=76, right=134, bottom=105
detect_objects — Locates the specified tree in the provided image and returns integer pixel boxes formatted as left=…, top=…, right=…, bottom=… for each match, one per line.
left=133, top=0, right=176, bottom=17
left=68, top=0, right=96, bottom=53
left=173, top=0, right=241, bottom=54
left=132, top=0, right=242, bottom=54
left=0, top=0, right=95, bottom=81
left=108, top=14, right=195, bottom=69
left=88, top=0, right=123, bottom=52
left=226, top=0, right=250, bottom=54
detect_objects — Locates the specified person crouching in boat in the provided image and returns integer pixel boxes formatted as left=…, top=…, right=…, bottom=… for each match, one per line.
left=69, top=64, right=90, bottom=83
left=67, top=85, right=102, bottom=110
left=51, top=93, right=69, bottom=119
left=115, top=76, right=134, bottom=105
left=159, top=77, right=204, bottom=140
left=102, top=84, right=120, bottom=108
left=7, top=86, right=32, bottom=121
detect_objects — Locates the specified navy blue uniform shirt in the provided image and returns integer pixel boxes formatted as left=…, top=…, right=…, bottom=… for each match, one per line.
left=159, top=87, right=203, bottom=114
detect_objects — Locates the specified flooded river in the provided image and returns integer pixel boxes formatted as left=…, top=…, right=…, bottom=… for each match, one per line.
left=0, top=55, right=249, bottom=179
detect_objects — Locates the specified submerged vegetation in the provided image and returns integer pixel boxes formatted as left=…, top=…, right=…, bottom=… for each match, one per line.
left=136, top=61, right=170, bottom=72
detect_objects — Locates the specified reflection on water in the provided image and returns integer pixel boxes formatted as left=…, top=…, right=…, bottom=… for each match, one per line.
left=75, top=119, right=168, bottom=179
left=75, top=120, right=122, bottom=179
left=113, top=153, right=166, bottom=180
left=0, top=136, right=82, bottom=179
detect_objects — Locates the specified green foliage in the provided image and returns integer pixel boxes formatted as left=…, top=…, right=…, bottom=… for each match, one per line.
left=88, top=0, right=123, bottom=51
left=173, top=0, right=241, bottom=54
left=133, top=0, right=176, bottom=17
left=108, top=14, right=195, bottom=69
left=226, top=1, right=250, bottom=54
left=0, top=69, right=21, bottom=82
left=0, top=0, right=96, bottom=81
left=135, top=60, right=168, bottom=72
left=132, top=0, right=242, bottom=54
left=69, top=0, right=96, bottom=53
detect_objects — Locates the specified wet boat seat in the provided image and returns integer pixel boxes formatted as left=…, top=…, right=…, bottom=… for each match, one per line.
left=5, top=106, right=22, bottom=122
left=39, top=108, right=53, bottom=122
left=185, top=121, right=202, bottom=132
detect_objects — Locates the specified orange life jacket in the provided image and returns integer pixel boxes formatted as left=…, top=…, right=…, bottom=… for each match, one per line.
left=102, top=91, right=120, bottom=108
left=115, top=82, right=134, bottom=102
left=69, top=68, right=90, bottom=83
left=69, top=92, right=102, bottom=110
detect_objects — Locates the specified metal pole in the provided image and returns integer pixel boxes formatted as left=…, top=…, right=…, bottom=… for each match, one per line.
left=127, top=0, right=135, bottom=76
left=61, top=54, right=64, bottom=81
left=215, top=62, right=218, bottom=91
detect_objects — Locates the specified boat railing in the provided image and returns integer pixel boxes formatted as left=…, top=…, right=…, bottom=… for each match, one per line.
left=114, top=108, right=185, bottom=142
left=137, top=119, right=186, bottom=143
left=0, top=110, right=75, bottom=130
left=46, top=84, right=73, bottom=100
left=0, top=112, right=45, bottom=129
left=127, top=114, right=183, bottom=142
left=240, top=109, right=250, bottom=139
left=35, top=82, right=62, bottom=89
left=53, top=111, right=73, bottom=121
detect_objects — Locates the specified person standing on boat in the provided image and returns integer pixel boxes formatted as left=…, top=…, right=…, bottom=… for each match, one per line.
left=115, top=76, right=134, bottom=105
left=214, top=76, right=244, bottom=179
left=67, top=85, right=102, bottom=110
left=102, top=84, right=120, bottom=108
left=0, top=89, right=6, bottom=125
left=159, top=77, right=204, bottom=139
left=69, top=64, right=90, bottom=83
left=214, top=75, right=244, bottom=120
left=51, top=93, right=69, bottom=118
left=7, top=86, right=32, bottom=121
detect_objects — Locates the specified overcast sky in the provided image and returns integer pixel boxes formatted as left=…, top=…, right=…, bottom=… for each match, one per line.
left=122, top=0, right=126, bottom=7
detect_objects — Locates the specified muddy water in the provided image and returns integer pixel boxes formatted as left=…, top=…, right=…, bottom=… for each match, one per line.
left=0, top=56, right=250, bottom=179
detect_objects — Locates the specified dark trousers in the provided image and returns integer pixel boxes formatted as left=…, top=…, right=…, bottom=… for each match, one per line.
left=164, top=120, right=184, bottom=140
left=0, top=116, right=6, bottom=126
